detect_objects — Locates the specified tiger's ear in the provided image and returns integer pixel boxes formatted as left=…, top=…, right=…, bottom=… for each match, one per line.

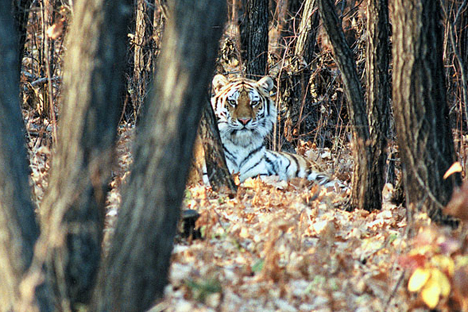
left=212, top=74, right=229, bottom=93
left=257, top=76, right=274, bottom=92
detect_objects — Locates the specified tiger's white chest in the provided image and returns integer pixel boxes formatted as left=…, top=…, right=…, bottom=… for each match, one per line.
left=222, top=136, right=268, bottom=182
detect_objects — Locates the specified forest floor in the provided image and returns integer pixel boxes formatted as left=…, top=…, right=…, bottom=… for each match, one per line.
left=48, top=125, right=465, bottom=312
left=25, top=121, right=467, bottom=312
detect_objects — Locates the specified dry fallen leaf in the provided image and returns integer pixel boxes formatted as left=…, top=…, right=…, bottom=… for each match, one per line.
left=443, top=161, right=462, bottom=179
left=46, top=18, right=66, bottom=40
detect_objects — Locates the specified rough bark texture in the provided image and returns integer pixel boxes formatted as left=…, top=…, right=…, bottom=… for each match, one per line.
left=240, top=0, right=269, bottom=79
left=392, top=0, right=461, bottom=224
left=200, top=101, right=238, bottom=193
left=131, top=0, right=156, bottom=120
left=93, top=1, right=226, bottom=311
left=365, top=0, right=390, bottom=211
left=282, top=0, right=319, bottom=147
left=317, top=0, right=375, bottom=210
left=294, top=0, right=319, bottom=65
left=39, top=0, right=132, bottom=309
left=0, top=2, right=44, bottom=310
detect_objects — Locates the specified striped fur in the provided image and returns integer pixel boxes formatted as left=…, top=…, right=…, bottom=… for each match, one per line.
left=211, top=74, right=334, bottom=186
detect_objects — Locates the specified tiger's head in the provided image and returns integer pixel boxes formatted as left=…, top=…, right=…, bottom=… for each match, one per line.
left=211, top=74, right=276, bottom=147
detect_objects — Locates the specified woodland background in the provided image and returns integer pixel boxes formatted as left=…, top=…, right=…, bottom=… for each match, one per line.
left=1, top=0, right=468, bottom=311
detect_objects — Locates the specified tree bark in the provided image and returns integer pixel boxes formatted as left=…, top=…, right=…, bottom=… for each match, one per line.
left=317, top=0, right=375, bottom=211
left=0, top=1, right=54, bottom=310
left=130, top=0, right=156, bottom=121
left=199, top=101, right=238, bottom=193
left=93, top=0, right=226, bottom=311
left=240, top=0, right=269, bottom=79
left=365, top=0, right=390, bottom=211
left=294, top=0, right=319, bottom=65
left=392, top=0, right=461, bottom=224
left=39, top=0, right=132, bottom=309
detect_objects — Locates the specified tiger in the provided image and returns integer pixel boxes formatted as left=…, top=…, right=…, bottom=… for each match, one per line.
left=211, top=74, right=338, bottom=188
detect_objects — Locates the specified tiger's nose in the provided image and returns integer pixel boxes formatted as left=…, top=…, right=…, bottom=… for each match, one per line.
left=238, top=118, right=251, bottom=125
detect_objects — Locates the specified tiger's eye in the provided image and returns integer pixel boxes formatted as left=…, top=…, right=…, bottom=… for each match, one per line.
left=227, top=100, right=236, bottom=106
left=251, top=100, right=259, bottom=106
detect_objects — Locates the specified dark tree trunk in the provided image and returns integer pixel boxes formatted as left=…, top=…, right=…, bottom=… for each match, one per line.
left=240, top=0, right=269, bottom=79
left=317, top=0, right=376, bottom=211
left=0, top=0, right=36, bottom=301
left=0, top=1, right=53, bottom=310
left=39, top=0, right=132, bottom=309
left=93, top=0, right=226, bottom=311
left=392, top=0, right=461, bottom=225
left=199, top=101, right=238, bottom=193
left=365, top=0, right=390, bottom=211
left=129, top=0, right=156, bottom=121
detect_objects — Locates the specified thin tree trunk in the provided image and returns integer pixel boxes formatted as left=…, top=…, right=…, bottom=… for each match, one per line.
left=240, top=0, right=269, bottom=79
left=317, top=0, right=375, bottom=211
left=392, top=0, right=461, bottom=225
left=93, top=0, right=226, bottom=310
left=39, top=0, right=132, bottom=309
left=365, top=0, right=390, bottom=211
left=131, top=0, right=156, bottom=120
left=200, top=101, right=238, bottom=193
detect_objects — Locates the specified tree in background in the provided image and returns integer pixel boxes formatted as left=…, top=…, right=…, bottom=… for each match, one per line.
left=318, top=0, right=384, bottom=211
left=392, top=0, right=461, bottom=225
left=365, top=0, right=390, bottom=211
left=240, top=0, right=269, bottom=78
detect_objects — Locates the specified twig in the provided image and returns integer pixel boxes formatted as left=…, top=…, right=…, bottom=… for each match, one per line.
left=439, top=0, right=468, bottom=134
left=383, top=270, right=405, bottom=312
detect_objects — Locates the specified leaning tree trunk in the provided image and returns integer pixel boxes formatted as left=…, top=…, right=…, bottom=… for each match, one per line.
left=392, top=0, right=461, bottom=225
left=0, top=1, right=51, bottom=310
left=365, top=0, right=390, bottom=211
left=199, top=101, right=238, bottom=193
left=39, top=0, right=132, bottom=309
left=92, top=0, right=227, bottom=311
left=240, top=0, right=269, bottom=79
left=317, top=0, right=376, bottom=211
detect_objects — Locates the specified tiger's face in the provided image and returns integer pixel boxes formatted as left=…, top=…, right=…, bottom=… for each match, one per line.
left=211, top=75, right=276, bottom=147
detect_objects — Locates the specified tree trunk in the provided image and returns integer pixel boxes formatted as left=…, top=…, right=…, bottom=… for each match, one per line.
left=39, top=0, right=132, bottom=309
left=0, top=1, right=53, bottom=310
left=317, top=0, right=376, bottom=211
left=199, top=101, right=238, bottom=193
left=294, top=0, right=319, bottom=65
left=240, top=0, right=269, bottom=79
left=392, top=0, right=461, bottom=225
left=130, top=0, right=156, bottom=121
left=365, top=0, right=390, bottom=211
left=93, top=0, right=226, bottom=311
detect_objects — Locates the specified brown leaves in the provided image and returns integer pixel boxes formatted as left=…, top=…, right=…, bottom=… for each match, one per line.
left=156, top=172, right=410, bottom=311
